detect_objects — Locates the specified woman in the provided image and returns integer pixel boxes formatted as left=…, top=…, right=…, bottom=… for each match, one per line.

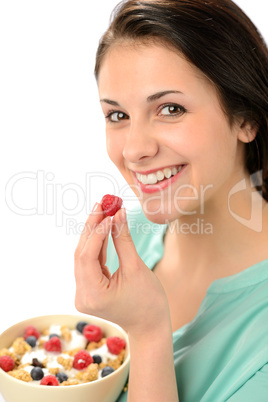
left=74, top=0, right=268, bottom=400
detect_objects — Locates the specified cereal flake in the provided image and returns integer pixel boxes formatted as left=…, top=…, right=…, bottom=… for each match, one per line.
left=60, top=326, right=72, bottom=342
left=57, top=355, right=73, bottom=371
left=86, top=338, right=106, bottom=351
left=75, top=363, right=99, bottom=382
left=60, top=378, right=80, bottom=386
left=8, top=369, right=32, bottom=382
left=12, top=338, right=31, bottom=356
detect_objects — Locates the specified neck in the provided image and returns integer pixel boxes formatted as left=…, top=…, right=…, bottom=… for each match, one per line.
left=165, top=176, right=268, bottom=280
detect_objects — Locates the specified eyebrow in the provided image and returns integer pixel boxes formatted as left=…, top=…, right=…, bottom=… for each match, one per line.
left=100, top=90, right=183, bottom=107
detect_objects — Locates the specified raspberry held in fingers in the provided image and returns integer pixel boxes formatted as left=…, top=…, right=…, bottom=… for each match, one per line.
left=101, top=194, right=123, bottom=216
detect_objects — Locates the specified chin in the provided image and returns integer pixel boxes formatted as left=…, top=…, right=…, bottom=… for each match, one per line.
left=140, top=203, right=176, bottom=225
left=144, top=213, right=169, bottom=225
left=140, top=199, right=201, bottom=225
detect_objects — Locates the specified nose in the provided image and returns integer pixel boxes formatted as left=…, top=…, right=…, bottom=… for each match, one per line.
left=122, top=120, right=159, bottom=163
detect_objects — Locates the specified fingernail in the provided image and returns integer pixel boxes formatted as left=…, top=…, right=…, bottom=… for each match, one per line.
left=120, top=208, right=127, bottom=223
left=92, top=202, right=99, bottom=212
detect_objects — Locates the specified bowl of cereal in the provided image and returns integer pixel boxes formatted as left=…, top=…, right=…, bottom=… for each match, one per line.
left=0, top=314, right=129, bottom=402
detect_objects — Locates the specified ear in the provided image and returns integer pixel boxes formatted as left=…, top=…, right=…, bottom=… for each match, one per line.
left=238, top=120, right=258, bottom=144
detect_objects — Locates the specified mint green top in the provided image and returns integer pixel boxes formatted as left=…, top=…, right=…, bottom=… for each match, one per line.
left=107, top=207, right=268, bottom=402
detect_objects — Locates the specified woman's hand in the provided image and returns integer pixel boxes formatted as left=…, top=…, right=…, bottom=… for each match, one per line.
left=74, top=203, right=179, bottom=401
left=74, top=203, right=170, bottom=336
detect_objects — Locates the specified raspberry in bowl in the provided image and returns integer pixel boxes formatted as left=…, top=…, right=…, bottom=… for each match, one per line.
left=0, top=314, right=129, bottom=402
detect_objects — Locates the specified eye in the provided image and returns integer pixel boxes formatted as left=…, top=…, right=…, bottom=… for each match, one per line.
left=158, top=103, right=186, bottom=117
left=105, top=111, right=129, bottom=123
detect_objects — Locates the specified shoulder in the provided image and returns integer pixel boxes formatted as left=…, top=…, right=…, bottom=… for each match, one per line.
left=106, top=206, right=167, bottom=274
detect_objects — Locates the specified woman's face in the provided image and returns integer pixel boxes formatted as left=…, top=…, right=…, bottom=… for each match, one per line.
left=98, top=42, right=246, bottom=223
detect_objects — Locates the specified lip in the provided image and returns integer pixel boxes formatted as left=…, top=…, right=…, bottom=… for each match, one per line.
left=132, top=164, right=187, bottom=194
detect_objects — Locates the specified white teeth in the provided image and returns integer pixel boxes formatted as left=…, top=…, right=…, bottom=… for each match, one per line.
left=147, top=173, right=158, bottom=184
left=156, top=170, right=164, bottom=181
left=136, top=165, right=184, bottom=185
left=140, top=174, right=148, bottom=185
left=163, top=168, right=172, bottom=178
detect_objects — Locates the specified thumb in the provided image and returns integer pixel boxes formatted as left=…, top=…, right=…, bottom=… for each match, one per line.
left=111, top=208, right=138, bottom=265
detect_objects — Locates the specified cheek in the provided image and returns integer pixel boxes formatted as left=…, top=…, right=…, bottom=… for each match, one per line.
left=106, top=133, right=125, bottom=169
left=184, top=116, right=238, bottom=182
left=191, top=113, right=236, bottom=158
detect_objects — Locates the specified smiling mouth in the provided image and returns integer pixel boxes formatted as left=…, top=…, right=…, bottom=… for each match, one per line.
left=135, top=165, right=184, bottom=185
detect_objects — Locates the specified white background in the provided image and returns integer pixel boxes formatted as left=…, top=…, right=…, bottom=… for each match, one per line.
left=0, top=1, right=267, bottom=399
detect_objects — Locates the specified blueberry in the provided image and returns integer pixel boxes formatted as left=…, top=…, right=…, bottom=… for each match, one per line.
left=30, top=367, right=44, bottom=381
left=56, top=372, right=68, bottom=383
left=101, top=366, right=115, bottom=377
left=92, top=355, right=102, bottom=364
left=25, top=336, right=37, bottom=347
left=76, top=321, right=88, bottom=333
left=49, top=333, right=60, bottom=339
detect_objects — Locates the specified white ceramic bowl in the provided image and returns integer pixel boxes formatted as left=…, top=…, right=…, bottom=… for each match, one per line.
left=0, top=314, right=129, bottom=402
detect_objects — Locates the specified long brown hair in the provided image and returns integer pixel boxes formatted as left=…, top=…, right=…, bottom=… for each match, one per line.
left=95, top=0, right=268, bottom=200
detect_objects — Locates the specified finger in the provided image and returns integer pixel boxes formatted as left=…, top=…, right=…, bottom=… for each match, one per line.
left=75, top=216, right=112, bottom=287
left=111, top=208, right=138, bottom=266
left=75, top=202, right=105, bottom=256
left=80, top=215, right=112, bottom=265
left=101, top=265, right=112, bottom=280
left=99, top=230, right=109, bottom=268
